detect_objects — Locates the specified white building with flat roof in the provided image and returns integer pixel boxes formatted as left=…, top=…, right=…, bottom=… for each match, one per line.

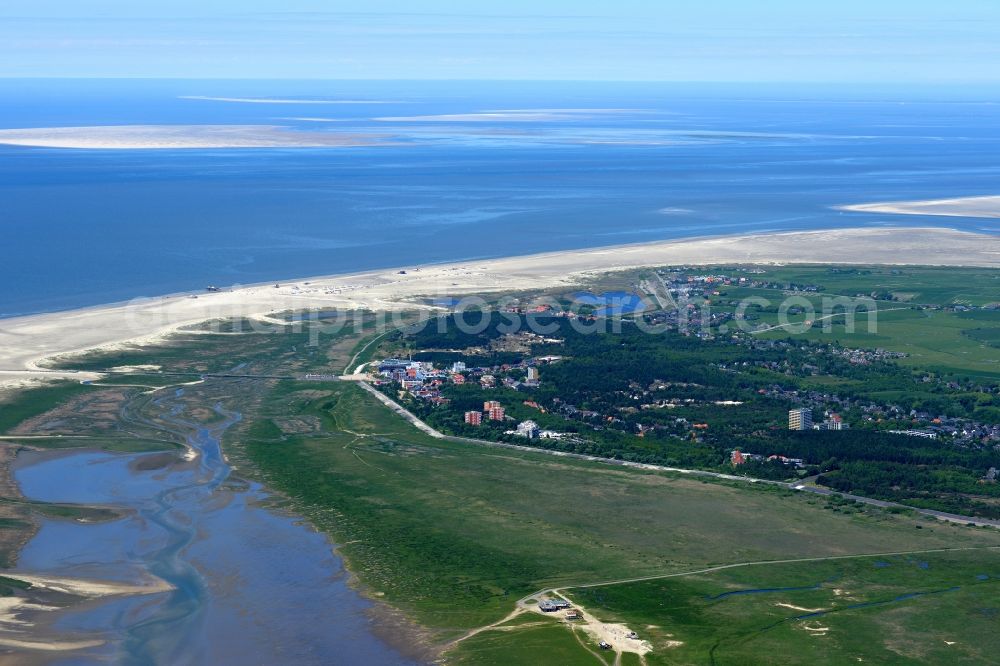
left=516, top=420, right=540, bottom=439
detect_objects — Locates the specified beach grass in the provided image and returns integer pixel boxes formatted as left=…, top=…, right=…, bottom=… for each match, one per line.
left=0, top=383, right=90, bottom=434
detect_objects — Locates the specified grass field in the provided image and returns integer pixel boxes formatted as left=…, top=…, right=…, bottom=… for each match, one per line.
left=625, top=264, right=1000, bottom=377
left=449, top=618, right=617, bottom=666
left=757, top=307, right=1000, bottom=377
left=732, top=266, right=1000, bottom=307
left=0, top=382, right=91, bottom=433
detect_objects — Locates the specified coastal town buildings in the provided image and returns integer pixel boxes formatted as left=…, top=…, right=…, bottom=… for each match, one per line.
left=817, top=413, right=849, bottom=430
left=731, top=449, right=804, bottom=468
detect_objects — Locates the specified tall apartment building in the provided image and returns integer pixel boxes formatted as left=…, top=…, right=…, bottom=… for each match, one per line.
left=464, top=411, right=482, bottom=425
left=788, top=408, right=813, bottom=431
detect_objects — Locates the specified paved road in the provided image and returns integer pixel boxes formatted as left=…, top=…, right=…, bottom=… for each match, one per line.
left=352, top=380, right=1000, bottom=530
left=355, top=380, right=446, bottom=440
left=342, top=330, right=395, bottom=377
left=750, top=307, right=910, bottom=334
left=789, top=484, right=1000, bottom=527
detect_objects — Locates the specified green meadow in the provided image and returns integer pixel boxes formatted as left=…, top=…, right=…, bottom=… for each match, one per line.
left=232, top=379, right=1000, bottom=661
left=675, top=265, right=1000, bottom=376
left=568, top=550, right=1000, bottom=665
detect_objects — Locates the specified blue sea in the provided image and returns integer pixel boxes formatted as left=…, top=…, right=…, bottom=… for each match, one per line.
left=2, top=79, right=999, bottom=317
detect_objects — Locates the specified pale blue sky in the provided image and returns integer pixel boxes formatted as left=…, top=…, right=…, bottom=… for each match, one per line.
left=2, top=0, right=999, bottom=82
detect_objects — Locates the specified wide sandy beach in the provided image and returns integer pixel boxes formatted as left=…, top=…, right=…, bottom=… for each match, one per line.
left=1, top=226, right=997, bottom=391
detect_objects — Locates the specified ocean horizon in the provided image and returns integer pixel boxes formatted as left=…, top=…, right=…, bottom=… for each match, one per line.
left=2, top=79, right=999, bottom=317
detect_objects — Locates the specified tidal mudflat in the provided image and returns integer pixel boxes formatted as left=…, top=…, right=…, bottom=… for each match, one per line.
left=9, top=391, right=417, bottom=664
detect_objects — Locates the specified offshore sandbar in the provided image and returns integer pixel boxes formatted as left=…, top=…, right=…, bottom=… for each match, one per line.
left=0, top=125, right=384, bottom=149
left=839, top=195, right=1000, bottom=219
left=179, top=95, right=397, bottom=105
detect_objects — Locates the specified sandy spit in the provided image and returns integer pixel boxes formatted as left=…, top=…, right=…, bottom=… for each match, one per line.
left=0, top=573, right=173, bottom=653
left=4, top=573, right=173, bottom=598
